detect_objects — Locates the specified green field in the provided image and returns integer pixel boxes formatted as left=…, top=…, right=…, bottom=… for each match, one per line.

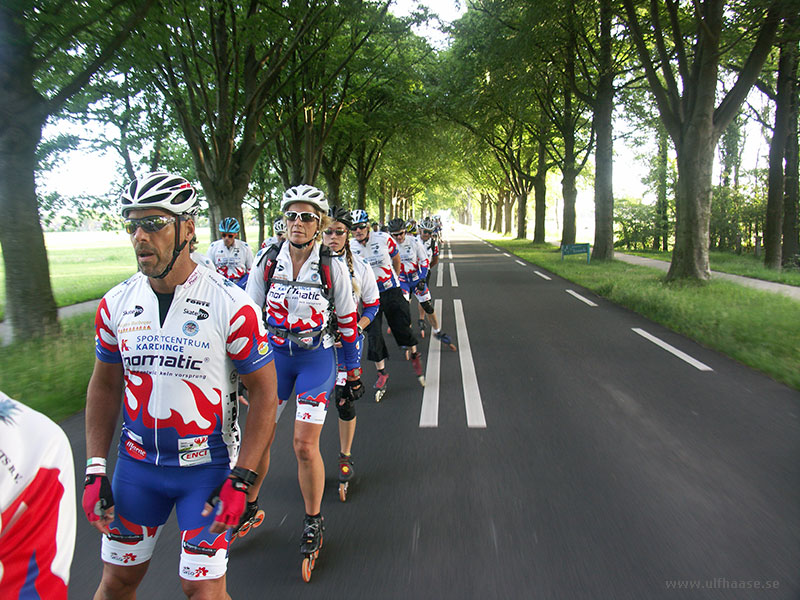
left=0, top=227, right=265, bottom=321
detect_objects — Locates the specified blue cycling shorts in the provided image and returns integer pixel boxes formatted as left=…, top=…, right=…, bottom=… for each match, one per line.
left=272, top=344, right=336, bottom=425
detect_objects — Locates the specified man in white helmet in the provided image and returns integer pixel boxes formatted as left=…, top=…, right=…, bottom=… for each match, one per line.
left=84, top=171, right=278, bottom=599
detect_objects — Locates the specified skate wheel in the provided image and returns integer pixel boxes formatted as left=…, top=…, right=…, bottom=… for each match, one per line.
left=252, top=510, right=265, bottom=528
left=375, top=389, right=385, bottom=402
left=418, top=375, right=426, bottom=387
left=237, top=523, right=251, bottom=538
left=302, top=556, right=313, bottom=582
left=339, top=482, right=348, bottom=502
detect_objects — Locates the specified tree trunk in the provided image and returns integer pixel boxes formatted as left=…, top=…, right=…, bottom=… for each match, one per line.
left=592, top=0, right=614, bottom=260
left=504, top=192, right=513, bottom=235
left=322, top=167, right=342, bottom=207
left=256, top=194, right=265, bottom=247
left=204, top=183, right=247, bottom=243
left=667, top=132, right=716, bottom=281
left=493, top=194, right=503, bottom=233
left=516, top=190, right=527, bottom=239
left=561, top=165, right=577, bottom=245
left=783, top=46, right=799, bottom=264
left=379, top=179, right=387, bottom=225
left=533, top=141, right=547, bottom=244
left=764, top=21, right=796, bottom=269
left=655, top=126, right=670, bottom=252
left=0, top=115, right=60, bottom=340
left=480, top=192, right=487, bottom=230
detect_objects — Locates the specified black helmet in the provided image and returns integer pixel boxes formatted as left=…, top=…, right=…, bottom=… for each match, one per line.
left=387, top=217, right=406, bottom=233
left=328, top=205, right=353, bottom=229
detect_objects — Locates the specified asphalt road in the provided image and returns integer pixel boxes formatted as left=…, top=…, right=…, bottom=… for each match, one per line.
left=65, top=231, right=799, bottom=599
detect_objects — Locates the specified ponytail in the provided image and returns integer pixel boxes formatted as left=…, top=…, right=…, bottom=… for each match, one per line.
left=344, top=244, right=361, bottom=298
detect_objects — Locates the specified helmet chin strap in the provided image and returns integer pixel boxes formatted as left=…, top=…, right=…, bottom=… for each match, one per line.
left=153, top=220, right=188, bottom=280
left=289, top=230, right=319, bottom=249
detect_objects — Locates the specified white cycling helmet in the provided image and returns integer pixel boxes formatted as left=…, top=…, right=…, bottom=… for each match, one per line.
left=273, top=218, right=287, bottom=234
left=281, top=184, right=329, bottom=213
left=121, top=171, right=198, bottom=217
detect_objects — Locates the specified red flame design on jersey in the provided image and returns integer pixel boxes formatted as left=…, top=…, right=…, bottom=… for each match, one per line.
left=95, top=297, right=118, bottom=353
left=124, top=373, right=222, bottom=436
left=227, top=304, right=266, bottom=361
left=337, top=310, right=358, bottom=343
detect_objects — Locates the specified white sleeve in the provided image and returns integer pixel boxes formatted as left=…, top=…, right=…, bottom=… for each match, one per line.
left=245, top=249, right=267, bottom=308
left=358, top=259, right=379, bottom=306
left=332, top=259, right=358, bottom=319
left=243, top=242, right=254, bottom=270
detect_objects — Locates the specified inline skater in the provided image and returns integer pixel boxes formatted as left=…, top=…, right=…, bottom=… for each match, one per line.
left=245, top=185, right=363, bottom=581
left=1, top=391, right=75, bottom=599
left=350, top=209, right=424, bottom=394
left=261, top=218, right=287, bottom=249
left=208, top=217, right=254, bottom=288
left=84, top=171, right=278, bottom=599
left=323, top=207, right=379, bottom=501
left=389, top=218, right=456, bottom=351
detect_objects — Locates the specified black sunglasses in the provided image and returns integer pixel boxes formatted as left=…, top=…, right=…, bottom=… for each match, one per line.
left=124, top=215, right=176, bottom=235
left=351, top=223, right=369, bottom=231
left=222, top=233, right=236, bottom=239
left=284, top=210, right=320, bottom=223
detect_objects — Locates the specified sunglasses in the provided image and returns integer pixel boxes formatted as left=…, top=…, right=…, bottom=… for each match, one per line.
left=351, top=223, right=369, bottom=231
left=390, top=231, right=406, bottom=237
left=222, top=233, right=236, bottom=239
left=284, top=211, right=320, bottom=223
left=323, top=228, right=348, bottom=237
left=124, top=215, right=176, bottom=235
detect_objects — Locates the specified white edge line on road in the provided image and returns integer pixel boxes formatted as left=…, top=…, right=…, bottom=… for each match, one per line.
left=454, top=299, right=487, bottom=428
left=534, top=271, right=552, bottom=280
left=503, top=252, right=511, bottom=258
left=448, top=249, right=453, bottom=260
left=515, top=259, right=526, bottom=266
left=632, top=328, right=714, bottom=372
left=419, top=299, right=442, bottom=427
left=449, top=263, right=458, bottom=287
left=436, top=262, right=444, bottom=287
left=566, top=289, right=598, bottom=307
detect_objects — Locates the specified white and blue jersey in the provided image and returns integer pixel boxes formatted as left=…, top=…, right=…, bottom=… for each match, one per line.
left=350, top=231, right=401, bottom=293
left=95, top=266, right=272, bottom=469
left=395, top=235, right=429, bottom=289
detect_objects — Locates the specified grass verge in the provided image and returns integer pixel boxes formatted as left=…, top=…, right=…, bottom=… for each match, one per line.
left=0, top=312, right=95, bottom=422
left=487, top=237, right=800, bottom=392
left=619, top=249, right=800, bottom=286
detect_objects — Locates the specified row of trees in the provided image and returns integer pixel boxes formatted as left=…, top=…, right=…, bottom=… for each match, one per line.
left=1, top=0, right=451, bottom=341
left=1, top=0, right=798, bottom=343
left=438, top=0, right=798, bottom=278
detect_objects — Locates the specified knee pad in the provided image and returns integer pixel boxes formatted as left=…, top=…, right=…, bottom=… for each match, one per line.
left=420, top=300, right=434, bottom=314
left=336, top=395, right=356, bottom=421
